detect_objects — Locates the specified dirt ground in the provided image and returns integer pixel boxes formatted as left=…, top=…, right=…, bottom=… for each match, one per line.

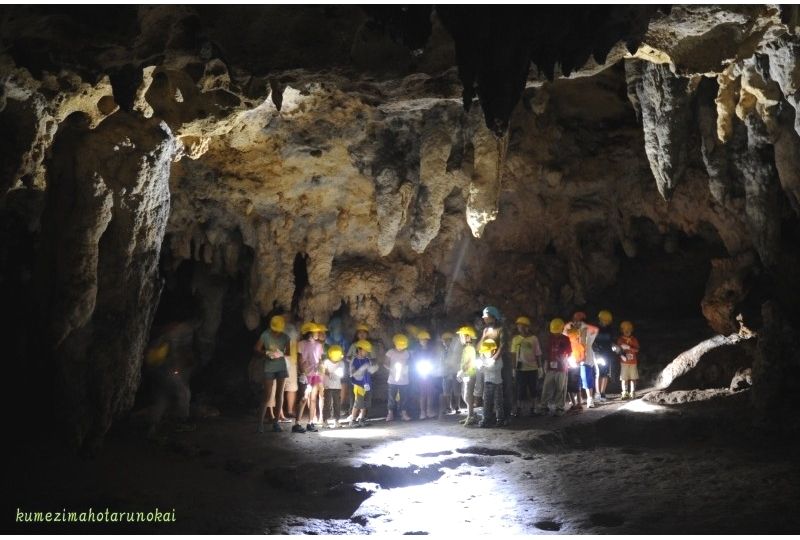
left=9, top=388, right=800, bottom=534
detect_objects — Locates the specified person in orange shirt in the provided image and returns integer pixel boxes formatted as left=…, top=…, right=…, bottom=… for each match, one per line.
left=565, top=327, right=584, bottom=410
left=617, top=321, right=640, bottom=399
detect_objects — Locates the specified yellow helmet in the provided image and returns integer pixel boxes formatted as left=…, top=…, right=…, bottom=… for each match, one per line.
left=356, top=323, right=370, bottom=333
left=456, top=326, right=478, bottom=339
left=270, top=315, right=286, bottom=333
left=479, top=339, right=497, bottom=354
left=417, top=329, right=431, bottom=341
left=549, top=318, right=565, bottom=334
left=355, top=339, right=373, bottom=353
left=145, top=342, right=169, bottom=367
left=328, top=345, right=344, bottom=361
left=515, top=316, right=531, bottom=327
left=441, top=331, right=455, bottom=341
left=598, top=310, right=613, bottom=325
left=620, top=321, right=634, bottom=334
left=315, top=323, right=328, bottom=332
left=300, top=322, right=316, bottom=335
left=393, top=334, right=409, bottom=350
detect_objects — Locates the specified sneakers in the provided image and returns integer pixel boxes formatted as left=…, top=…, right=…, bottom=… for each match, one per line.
left=306, top=423, right=318, bottom=433
left=385, top=411, right=394, bottom=422
left=463, top=415, right=479, bottom=426
left=401, top=411, right=411, bottom=421
left=621, top=392, right=630, bottom=400
left=478, top=420, right=494, bottom=428
left=419, top=412, right=426, bottom=420
left=272, top=422, right=283, bottom=433
left=291, top=424, right=306, bottom=433
left=629, top=392, right=636, bottom=400
left=497, top=418, right=509, bottom=427
left=257, top=422, right=264, bottom=433
left=587, top=399, right=595, bottom=409
left=512, top=407, right=522, bottom=417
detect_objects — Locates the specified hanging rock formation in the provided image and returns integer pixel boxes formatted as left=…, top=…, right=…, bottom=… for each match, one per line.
left=2, top=5, right=800, bottom=449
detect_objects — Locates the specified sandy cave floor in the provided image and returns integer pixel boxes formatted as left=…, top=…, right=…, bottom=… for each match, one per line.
left=10, top=390, right=800, bottom=535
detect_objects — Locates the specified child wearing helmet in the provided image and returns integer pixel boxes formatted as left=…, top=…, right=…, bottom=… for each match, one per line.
left=321, top=345, right=345, bottom=428
left=253, top=315, right=290, bottom=433
left=294, top=322, right=325, bottom=433
left=480, top=306, right=512, bottom=423
left=477, top=339, right=505, bottom=427
left=456, top=326, right=479, bottom=425
left=513, top=316, right=543, bottom=417
left=618, top=321, right=640, bottom=399
left=440, top=331, right=464, bottom=418
left=349, top=339, right=376, bottom=427
left=592, top=310, right=615, bottom=401
left=565, top=311, right=600, bottom=409
left=537, top=318, right=572, bottom=416
left=344, top=323, right=372, bottom=420
left=384, top=334, right=412, bottom=422
left=412, top=330, right=437, bottom=420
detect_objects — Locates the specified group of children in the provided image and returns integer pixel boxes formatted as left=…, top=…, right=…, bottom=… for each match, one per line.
left=253, top=306, right=641, bottom=433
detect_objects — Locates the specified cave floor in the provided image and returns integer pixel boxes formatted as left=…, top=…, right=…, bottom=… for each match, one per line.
left=11, top=391, right=800, bottom=534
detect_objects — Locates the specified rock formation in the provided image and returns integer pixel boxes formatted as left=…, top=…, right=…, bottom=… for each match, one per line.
left=2, top=5, right=800, bottom=450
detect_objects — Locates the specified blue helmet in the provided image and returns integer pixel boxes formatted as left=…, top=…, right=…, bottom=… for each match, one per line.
left=482, top=305, right=502, bottom=321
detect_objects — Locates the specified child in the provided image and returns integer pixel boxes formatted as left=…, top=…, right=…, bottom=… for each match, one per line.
left=414, top=330, right=437, bottom=420
left=385, top=334, right=412, bottom=421
left=477, top=339, right=505, bottom=427
left=537, top=318, right=572, bottom=416
left=592, top=310, right=615, bottom=401
left=441, top=331, right=463, bottom=418
left=344, top=323, right=371, bottom=419
left=565, top=327, right=584, bottom=410
left=456, top=326, right=479, bottom=425
left=295, top=322, right=324, bottom=433
left=513, top=316, right=542, bottom=416
left=618, top=321, right=640, bottom=399
left=349, top=340, right=376, bottom=427
left=253, top=315, right=290, bottom=433
left=565, top=312, right=599, bottom=408
left=321, top=345, right=345, bottom=428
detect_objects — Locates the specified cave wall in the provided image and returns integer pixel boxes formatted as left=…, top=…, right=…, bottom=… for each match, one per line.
left=3, top=5, right=800, bottom=449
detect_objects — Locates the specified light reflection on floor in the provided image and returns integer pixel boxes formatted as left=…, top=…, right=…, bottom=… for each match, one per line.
left=349, top=432, right=530, bottom=534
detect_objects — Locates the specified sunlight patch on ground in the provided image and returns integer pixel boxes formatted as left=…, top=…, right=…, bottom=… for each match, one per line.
left=620, top=399, right=668, bottom=414
left=360, top=433, right=472, bottom=467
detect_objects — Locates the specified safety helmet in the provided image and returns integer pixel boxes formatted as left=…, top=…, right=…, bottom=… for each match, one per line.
left=441, top=331, right=455, bottom=341
left=417, top=330, right=431, bottom=341
left=573, top=311, right=587, bottom=322
left=328, top=345, right=344, bottom=361
left=300, top=322, right=316, bottom=335
left=483, top=306, right=501, bottom=320
left=598, top=310, right=613, bottom=325
left=270, top=315, right=286, bottom=333
left=549, top=318, right=565, bottom=334
left=456, top=326, right=478, bottom=339
left=315, top=323, right=328, bottom=332
left=356, top=323, right=370, bottom=333
left=620, top=321, right=634, bottom=334
left=355, top=339, right=373, bottom=353
left=479, top=339, right=497, bottom=354
left=393, top=334, right=409, bottom=350
left=515, top=316, right=531, bottom=327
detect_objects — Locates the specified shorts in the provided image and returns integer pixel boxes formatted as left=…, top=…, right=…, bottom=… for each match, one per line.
left=307, top=373, right=323, bottom=387
left=284, top=360, right=298, bottom=392
left=567, top=368, right=580, bottom=393
left=597, top=361, right=610, bottom=378
left=264, top=357, right=288, bottom=374
left=580, top=364, right=596, bottom=390
left=264, top=370, right=288, bottom=381
left=353, top=389, right=372, bottom=409
left=620, top=363, right=639, bottom=381
left=442, top=374, right=460, bottom=396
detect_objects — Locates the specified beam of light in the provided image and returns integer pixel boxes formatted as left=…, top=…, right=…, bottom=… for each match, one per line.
left=360, top=434, right=471, bottom=469
left=415, top=359, right=432, bottom=377
left=443, top=234, right=470, bottom=309
left=620, top=399, right=667, bottom=414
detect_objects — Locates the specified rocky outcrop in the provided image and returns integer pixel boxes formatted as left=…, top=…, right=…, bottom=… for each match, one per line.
left=35, top=112, right=176, bottom=453
left=654, top=334, right=756, bottom=391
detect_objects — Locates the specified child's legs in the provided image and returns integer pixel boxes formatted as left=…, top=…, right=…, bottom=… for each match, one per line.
left=494, top=381, right=504, bottom=420
left=331, top=391, right=341, bottom=420
left=261, top=377, right=276, bottom=422
left=483, top=382, right=496, bottom=420
left=387, top=384, right=397, bottom=413
left=465, top=378, right=476, bottom=416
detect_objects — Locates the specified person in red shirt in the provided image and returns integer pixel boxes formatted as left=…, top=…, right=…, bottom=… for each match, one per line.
left=536, top=318, right=572, bottom=416
left=617, top=321, right=640, bottom=399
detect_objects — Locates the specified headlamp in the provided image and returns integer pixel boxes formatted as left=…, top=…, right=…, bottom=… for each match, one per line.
left=416, top=359, right=432, bottom=377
